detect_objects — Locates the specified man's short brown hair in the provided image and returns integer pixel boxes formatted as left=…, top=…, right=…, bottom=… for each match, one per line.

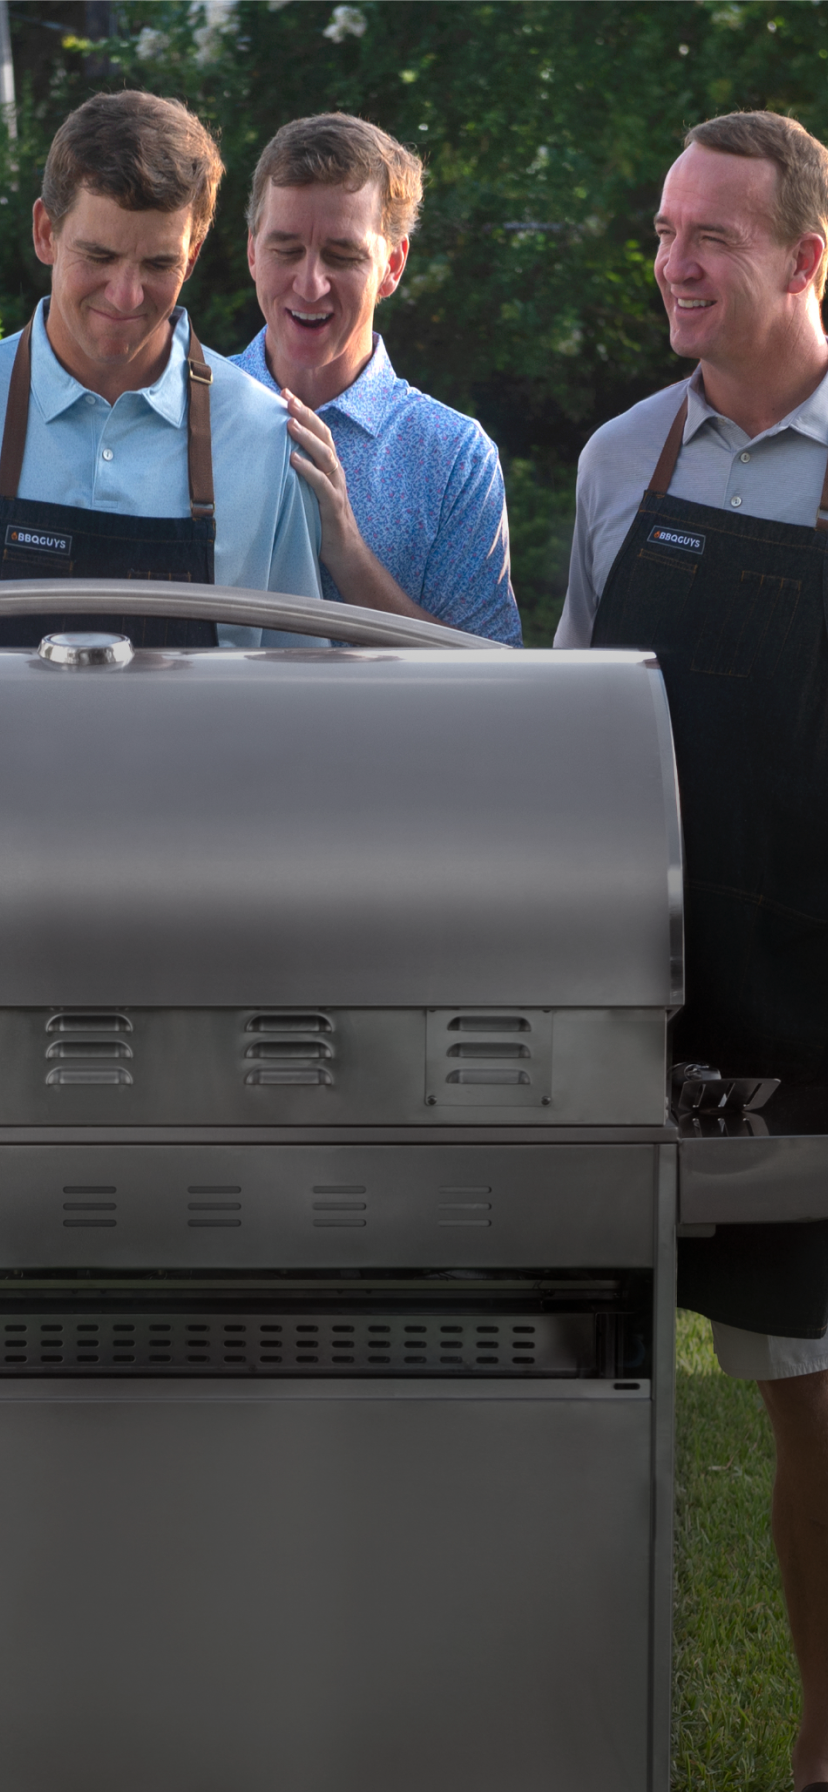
left=685, top=110, right=828, bottom=299
left=42, top=90, right=224, bottom=241
left=246, top=112, right=424, bottom=246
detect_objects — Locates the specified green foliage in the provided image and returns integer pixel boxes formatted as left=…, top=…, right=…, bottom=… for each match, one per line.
left=502, top=455, right=575, bottom=645
left=673, top=1311, right=799, bottom=1790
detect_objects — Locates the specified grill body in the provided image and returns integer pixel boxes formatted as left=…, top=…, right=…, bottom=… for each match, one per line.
left=0, top=637, right=680, bottom=1792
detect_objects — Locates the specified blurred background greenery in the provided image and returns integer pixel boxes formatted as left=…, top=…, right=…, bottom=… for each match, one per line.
left=4, top=0, right=828, bottom=638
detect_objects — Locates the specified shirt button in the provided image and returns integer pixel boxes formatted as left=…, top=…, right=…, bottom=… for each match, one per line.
left=740, top=450, right=751, bottom=463
left=730, top=495, right=742, bottom=507
left=84, top=394, right=96, bottom=407
left=102, top=448, right=114, bottom=462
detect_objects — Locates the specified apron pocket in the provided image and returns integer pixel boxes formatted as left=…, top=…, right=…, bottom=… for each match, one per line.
left=691, top=570, right=800, bottom=677
left=609, top=546, right=698, bottom=647
left=1, top=550, right=73, bottom=580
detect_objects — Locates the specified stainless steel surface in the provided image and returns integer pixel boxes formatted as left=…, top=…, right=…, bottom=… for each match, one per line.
left=678, top=1091, right=828, bottom=1224
left=0, top=1379, right=653, bottom=1792
left=0, top=576, right=501, bottom=649
left=0, top=1142, right=657, bottom=1269
left=426, top=1006, right=553, bottom=1107
left=673, top=1064, right=779, bottom=1115
left=0, top=1306, right=611, bottom=1379
left=0, top=639, right=684, bottom=1788
left=647, top=659, right=685, bottom=1008
left=38, top=631, right=134, bottom=668
left=0, top=648, right=683, bottom=1010
left=0, top=1005, right=667, bottom=1127
left=680, top=1133, right=828, bottom=1223
left=650, top=1145, right=677, bottom=1792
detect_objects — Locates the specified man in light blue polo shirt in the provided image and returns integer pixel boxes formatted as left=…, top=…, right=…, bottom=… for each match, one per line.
left=0, top=89, right=322, bottom=650
left=232, top=113, right=521, bottom=648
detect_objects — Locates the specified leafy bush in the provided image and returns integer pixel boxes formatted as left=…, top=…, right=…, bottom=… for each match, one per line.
left=502, top=456, right=575, bottom=645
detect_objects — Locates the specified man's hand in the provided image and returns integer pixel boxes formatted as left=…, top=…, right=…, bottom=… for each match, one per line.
left=283, top=391, right=362, bottom=581
left=283, top=389, right=441, bottom=623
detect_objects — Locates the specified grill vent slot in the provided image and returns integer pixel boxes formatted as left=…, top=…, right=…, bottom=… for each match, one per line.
left=46, top=1013, right=133, bottom=1034
left=243, top=1012, right=336, bottom=1088
left=425, top=1010, right=553, bottom=1107
left=448, top=1016, right=530, bottom=1033
left=246, top=1013, right=332, bottom=1034
left=0, top=1312, right=598, bottom=1378
left=447, top=1069, right=530, bottom=1087
left=44, top=1013, right=134, bottom=1088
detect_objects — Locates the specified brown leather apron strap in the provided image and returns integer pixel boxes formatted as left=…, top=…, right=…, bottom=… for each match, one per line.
left=0, top=313, right=215, bottom=522
left=186, top=324, right=215, bottom=522
left=647, top=393, right=688, bottom=496
left=0, top=317, right=34, bottom=501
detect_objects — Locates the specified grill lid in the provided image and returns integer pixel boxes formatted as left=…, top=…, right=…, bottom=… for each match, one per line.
left=0, top=646, right=682, bottom=1008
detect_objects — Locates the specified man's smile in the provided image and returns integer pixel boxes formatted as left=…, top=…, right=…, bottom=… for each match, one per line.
left=287, top=308, right=334, bottom=328
left=675, top=297, right=715, bottom=308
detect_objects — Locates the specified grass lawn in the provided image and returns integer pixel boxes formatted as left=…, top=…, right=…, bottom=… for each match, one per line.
left=672, top=1310, right=799, bottom=1791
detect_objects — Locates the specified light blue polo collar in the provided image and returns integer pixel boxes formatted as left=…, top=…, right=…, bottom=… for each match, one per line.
left=29, top=296, right=191, bottom=428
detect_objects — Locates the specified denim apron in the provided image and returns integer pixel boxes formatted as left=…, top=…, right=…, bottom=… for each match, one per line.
left=0, top=313, right=217, bottom=648
left=592, top=393, right=828, bottom=1336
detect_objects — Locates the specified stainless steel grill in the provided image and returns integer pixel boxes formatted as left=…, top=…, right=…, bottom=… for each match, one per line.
left=0, top=584, right=682, bottom=1792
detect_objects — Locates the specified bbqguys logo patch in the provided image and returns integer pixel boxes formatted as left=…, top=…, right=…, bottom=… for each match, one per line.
left=647, top=525, right=705, bottom=555
left=5, top=525, right=72, bottom=556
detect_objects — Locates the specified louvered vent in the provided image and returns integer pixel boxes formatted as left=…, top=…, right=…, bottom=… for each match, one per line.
left=44, top=1012, right=133, bottom=1087
left=0, top=1311, right=597, bottom=1378
left=425, top=1010, right=553, bottom=1107
left=243, top=1012, right=335, bottom=1087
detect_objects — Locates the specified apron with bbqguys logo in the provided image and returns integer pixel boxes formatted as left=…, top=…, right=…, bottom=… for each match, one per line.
left=593, top=392, right=828, bottom=1337
left=0, top=313, right=218, bottom=648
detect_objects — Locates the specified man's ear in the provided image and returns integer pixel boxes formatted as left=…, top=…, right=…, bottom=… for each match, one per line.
left=377, top=235, right=409, bottom=302
left=787, top=231, right=825, bottom=295
left=32, top=198, right=57, bottom=267
left=247, top=229, right=258, bottom=279
left=182, top=237, right=206, bottom=284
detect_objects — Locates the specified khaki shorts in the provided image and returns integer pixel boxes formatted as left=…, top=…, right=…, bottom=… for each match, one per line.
left=712, top=1318, right=828, bottom=1380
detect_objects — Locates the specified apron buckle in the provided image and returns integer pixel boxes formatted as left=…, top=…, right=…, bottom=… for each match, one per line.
left=187, top=358, right=213, bottom=386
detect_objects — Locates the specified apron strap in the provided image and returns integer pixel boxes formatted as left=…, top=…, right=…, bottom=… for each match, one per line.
left=647, top=393, right=688, bottom=496
left=185, top=324, right=215, bottom=521
left=0, top=313, right=215, bottom=522
left=0, top=316, right=33, bottom=502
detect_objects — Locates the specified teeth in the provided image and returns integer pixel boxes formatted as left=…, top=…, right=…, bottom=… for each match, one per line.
left=289, top=310, right=332, bottom=321
left=676, top=298, right=714, bottom=309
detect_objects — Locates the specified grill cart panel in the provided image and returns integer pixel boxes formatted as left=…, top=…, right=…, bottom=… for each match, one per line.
left=0, top=593, right=680, bottom=1792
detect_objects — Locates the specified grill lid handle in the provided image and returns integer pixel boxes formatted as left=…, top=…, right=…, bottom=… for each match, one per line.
left=1, top=580, right=506, bottom=652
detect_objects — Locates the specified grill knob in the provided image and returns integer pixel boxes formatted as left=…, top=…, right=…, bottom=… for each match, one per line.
left=38, top=632, right=134, bottom=668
